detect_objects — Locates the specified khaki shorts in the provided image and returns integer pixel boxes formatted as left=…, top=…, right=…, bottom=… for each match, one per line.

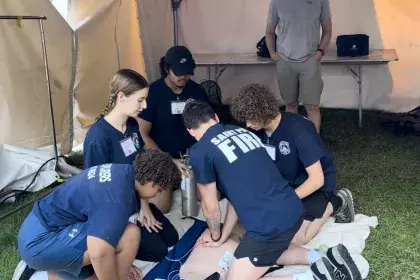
left=276, top=56, right=324, bottom=105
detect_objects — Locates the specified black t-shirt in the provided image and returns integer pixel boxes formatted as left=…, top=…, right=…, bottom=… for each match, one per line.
left=139, top=78, right=209, bottom=158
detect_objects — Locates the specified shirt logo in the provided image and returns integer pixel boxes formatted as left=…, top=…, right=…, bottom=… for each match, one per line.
left=279, top=141, right=291, bottom=155
left=180, top=58, right=187, bottom=63
left=132, top=133, right=140, bottom=149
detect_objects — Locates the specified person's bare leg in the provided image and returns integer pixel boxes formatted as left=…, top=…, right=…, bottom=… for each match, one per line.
left=47, top=272, right=62, bottom=280
left=285, top=101, right=299, bottom=114
left=227, top=257, right=296, bottom=280
left=292, top=203, right=333, bottom=246
left=276, top=243, right=310, bottom=266
left=150, top=188, right=173, bottom=213
left=304, top=104, right=321, bottom=133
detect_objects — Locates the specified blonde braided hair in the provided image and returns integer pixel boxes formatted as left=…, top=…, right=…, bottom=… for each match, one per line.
left=98, top=69, right=149, bottom=120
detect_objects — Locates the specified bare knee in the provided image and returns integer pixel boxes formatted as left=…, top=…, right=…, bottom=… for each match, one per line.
left=292, top=234, right=309, bottom=246
left=304, top=104, right=320, bottom=115
left=286, top=101, right=299, bottom=113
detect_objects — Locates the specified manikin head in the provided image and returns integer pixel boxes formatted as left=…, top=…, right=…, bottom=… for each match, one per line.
left=133, top=149, right=182, bottom=199
left=230, top=84, right=280, bottom=131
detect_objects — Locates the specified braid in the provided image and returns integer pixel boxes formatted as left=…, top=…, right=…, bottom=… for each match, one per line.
left=96, top=90, right=118, bottom=121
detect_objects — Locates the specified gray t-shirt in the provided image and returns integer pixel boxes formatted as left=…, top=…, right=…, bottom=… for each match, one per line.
left=267, top=0, right=331, bottom=62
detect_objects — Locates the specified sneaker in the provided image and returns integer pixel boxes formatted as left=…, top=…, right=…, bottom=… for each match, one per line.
left=325, top=244, right=362, bottom=280
left=311, top=257, right=336, bottom=280
left=334, top=189, right=355, bottom=223
left=12, top=260, right=36, bottom=280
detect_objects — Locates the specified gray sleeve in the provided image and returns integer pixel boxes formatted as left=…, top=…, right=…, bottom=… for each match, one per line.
left=320, top=0, right=332, bottom=21
left=267, top=0, right=279, bottom=26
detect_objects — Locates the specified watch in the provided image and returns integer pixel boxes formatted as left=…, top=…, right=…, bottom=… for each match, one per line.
left=317, top=48, right=325, bottom=56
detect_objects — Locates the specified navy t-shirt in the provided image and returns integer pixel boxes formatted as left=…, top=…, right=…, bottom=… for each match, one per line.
left=189, top=124, right=304, bottom=239
left=83, top=117, right=144, bottom=169
left=32, top=164, right=140, bottom=248
left=138, top=78, right=209, bottom=158
left=256, top=113, right=336, bottom=193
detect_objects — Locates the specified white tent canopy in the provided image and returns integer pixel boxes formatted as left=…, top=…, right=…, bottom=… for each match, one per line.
left=1, top=0, right=420, bottom=154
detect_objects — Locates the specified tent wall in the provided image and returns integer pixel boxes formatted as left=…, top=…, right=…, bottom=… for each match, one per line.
left=178, top=0, right=420, bottom=112
left=68, top=0, right=147, bottom=148
left=137, top=0, right=173, bottom=82
left=0, top=0, right=72, bottom=148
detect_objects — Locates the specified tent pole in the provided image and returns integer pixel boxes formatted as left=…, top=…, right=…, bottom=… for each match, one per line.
left=38, top=19, right=59, bottom=169
left=0, top=15, right=59, bottom=168
left=172, top=0, right=183, bottom=45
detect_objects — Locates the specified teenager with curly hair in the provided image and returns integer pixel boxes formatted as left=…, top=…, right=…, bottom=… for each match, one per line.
left=82, top=69, right=180, bottom=263
left=230, top=84, right=355, bottom=246
left=17, top=149, right=181, bottom=280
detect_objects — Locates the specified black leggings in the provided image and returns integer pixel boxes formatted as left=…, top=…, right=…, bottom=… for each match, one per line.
left=135, top=203, right=179, bottom=262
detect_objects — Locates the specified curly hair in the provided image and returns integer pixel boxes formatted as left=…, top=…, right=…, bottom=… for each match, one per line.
left=133, top=149, right=181, bottom=189
left=230, top=84, right=280, bottom=125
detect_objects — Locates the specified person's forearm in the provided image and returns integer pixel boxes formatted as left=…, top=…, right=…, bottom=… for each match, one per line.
left=90, top=252, right=119, bottom=280
left=220, top=202, right=238, bottom=240
left=202, top=201, right=222, bottom=240
left=294, top=178, right=323, bottom=199
left=141, top=198, right=150, bottom=209
left=319, top=29, right=332, bottom=51
left=140, top=133, right=161, bottom=151
left=265, top=31, right=277, bottom=57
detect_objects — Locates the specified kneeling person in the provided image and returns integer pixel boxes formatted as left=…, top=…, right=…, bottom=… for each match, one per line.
left=182, top=100, right=361, bottom=280
left=231, top=84, right=355, bottom=246
left=17, top=150, right=181, bottom=280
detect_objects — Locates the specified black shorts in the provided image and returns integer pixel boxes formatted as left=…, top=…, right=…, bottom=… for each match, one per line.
left=302, top=191, right=332, bottom=222
left=234, top=215, right=304, bottom=267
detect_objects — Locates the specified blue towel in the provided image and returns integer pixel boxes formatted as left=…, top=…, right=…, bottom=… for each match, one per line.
left=144, top=219, right=207, bottom=280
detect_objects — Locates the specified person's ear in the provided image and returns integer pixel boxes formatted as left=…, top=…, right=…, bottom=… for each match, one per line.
left=187, top=128, right=196, bottom=137
left=117, top=91, right=126, bottom=102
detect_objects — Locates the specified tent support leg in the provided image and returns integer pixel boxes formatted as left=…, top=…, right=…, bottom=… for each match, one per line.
left=39, top=19, right=58, bottom=168
left=172, top=0, right=183, bottom=45
left=0, top=15, right=58, bottom=168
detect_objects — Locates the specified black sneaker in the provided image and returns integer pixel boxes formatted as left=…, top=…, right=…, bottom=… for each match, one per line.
left=311, top=257, right=336, bottom=280
left=334, top=189, right=355, bottom=223
left=325, top=244, right=362, bottom=280
left=12, top=260, right=36, bottom=280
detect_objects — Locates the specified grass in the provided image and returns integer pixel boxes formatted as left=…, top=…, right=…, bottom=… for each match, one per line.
left=0, top=109, right=419, bottom=280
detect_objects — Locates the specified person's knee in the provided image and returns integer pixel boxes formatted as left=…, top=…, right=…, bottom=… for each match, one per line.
left=304, top=104, right=320, bottom=115
left=286, top=101, right=299, bottom=113
left=292, top=234, right=308, bottom=246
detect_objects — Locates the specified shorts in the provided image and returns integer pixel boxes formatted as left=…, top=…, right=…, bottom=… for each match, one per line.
left=302, top=191, right=332, bottom=222
left=18, top=212, right=93, bottom=280
left=276, top=56, right=324, bottom=105
left=234, top=215, right=304, bottom=267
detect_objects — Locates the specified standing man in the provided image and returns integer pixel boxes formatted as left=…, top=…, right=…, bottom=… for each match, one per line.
left=265, top=0, right=333, bottom=133
left=183, top=100, right=362, bottom=280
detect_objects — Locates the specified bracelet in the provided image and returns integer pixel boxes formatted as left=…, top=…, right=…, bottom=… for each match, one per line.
left=211, top=231, right=223, bottom=242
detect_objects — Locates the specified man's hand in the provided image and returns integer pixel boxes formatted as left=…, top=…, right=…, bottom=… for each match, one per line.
left=173, top=158, right=188, bottom=173
left=270, top=53, right=281, bottom=62
left=138, top=203, right=162, bottom=233
left=314, top=50, right=323, bottom=62
left=195, top=229, right=226, bottom=248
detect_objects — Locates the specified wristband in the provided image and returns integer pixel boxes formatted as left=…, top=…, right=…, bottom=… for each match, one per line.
left=211, top=231, right=223, bottom=242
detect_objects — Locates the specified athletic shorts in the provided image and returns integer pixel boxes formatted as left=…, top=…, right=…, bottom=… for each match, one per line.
left=302, top=191, right=332, bottom=222
left=18, top=212, right=94, bottom=280
left=276, top=56, right=324, bottom=105
left=234, top=215, right=304, bottom=267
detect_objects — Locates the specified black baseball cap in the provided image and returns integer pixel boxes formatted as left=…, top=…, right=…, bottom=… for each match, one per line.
left=164, top=45, right=195, bottom=76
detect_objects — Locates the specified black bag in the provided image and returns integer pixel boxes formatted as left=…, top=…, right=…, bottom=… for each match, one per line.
left=336, top=34, right=369, bottom=57
left=256, top=35, right=277, bottom=58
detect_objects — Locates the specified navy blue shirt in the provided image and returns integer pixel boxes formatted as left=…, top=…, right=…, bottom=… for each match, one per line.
left=33, top=164, right=140, bottom=248
left=83, top=117, right=144, bottom=169
left=189, top=124, right=304, bottom=239
left=138, top=78, right=208, bottom=158
left=257, top=113, right=336, bottom=193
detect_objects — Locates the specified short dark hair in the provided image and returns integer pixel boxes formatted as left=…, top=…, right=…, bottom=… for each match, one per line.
left=230, top=84, right=279, bottom=125
left=133, top=149, right=181, bottom=189
left=183, top=99, right=216, bottom=129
